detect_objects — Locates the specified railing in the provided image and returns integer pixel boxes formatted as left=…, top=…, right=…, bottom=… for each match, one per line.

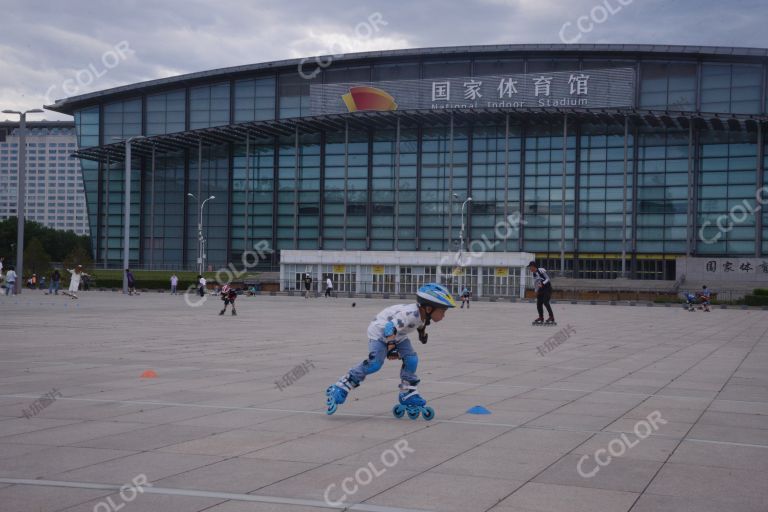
left=277, top=280, right=754, bottom=303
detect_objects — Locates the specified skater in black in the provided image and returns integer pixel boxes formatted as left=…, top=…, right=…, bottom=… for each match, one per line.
left=529, top=261, right=555, bottom=325
left=219, top=284, right=237, bottom=315
left=303, top=273, right=313, bottom=299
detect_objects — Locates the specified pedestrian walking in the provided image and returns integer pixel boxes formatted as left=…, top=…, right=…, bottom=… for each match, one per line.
left=47, top=269, right=61, bottom=295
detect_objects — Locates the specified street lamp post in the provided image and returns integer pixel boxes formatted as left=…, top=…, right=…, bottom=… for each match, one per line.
left=459, top=196, right=473, bottom=257
left=114, top=136, right=145, bottom=294
left=187, top=193, right=215, bottom=274
left=2, top=108, right=44, bottom=295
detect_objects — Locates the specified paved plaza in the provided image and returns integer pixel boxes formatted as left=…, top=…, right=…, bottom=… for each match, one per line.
left=0, top=291, right=766, bottom=512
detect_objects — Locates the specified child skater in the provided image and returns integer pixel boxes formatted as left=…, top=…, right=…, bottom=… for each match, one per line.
left=219, top=284, right=237, bottom=316
left=459, top=286, right=471, bottom=309
left=698, top=285, right=712, bottom=312
left=325, top=283, right=455, bottom=420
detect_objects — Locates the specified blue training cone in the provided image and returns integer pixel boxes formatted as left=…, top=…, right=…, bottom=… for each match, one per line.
left=467, top=405, right=492, bottom=415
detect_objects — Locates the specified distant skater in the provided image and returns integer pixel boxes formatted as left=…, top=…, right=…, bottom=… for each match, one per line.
left=219, top=284, right=237, bottom=316
left=459, top=287, right=471, bottom=309
left=529, top=261, right=555, bottom=325
left=325, top=277, right=333, bottom=298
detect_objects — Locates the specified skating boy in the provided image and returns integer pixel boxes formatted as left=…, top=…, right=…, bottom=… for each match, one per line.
left=303, top=273, right=313, bottom=299
left=325, top=283, right=456, bottom=420
left=460, top=287, right=471, bottom=309
left=529, top=261, right=555, bottom=325
left=219, top=284, right=237, bottom=316
left=699, top=285, right=711, bottom=312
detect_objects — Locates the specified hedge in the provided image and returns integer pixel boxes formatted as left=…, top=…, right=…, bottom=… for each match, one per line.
left=90, top=278, right=196, bottom=290
left=753, top=288, right=768, bottom=296
left=744, top=294, right=768, bottom=306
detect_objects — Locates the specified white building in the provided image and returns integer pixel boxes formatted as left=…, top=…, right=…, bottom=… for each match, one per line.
left=280, top=250, right=536, bottom=298
left=0, top=121, right=89, bottom=235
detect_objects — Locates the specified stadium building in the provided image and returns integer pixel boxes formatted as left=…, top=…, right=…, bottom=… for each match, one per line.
left=46, top=44, right=768, bottom=287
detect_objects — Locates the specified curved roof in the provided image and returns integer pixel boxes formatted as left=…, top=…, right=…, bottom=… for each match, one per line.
left=46, top=43, right=768, bottom=115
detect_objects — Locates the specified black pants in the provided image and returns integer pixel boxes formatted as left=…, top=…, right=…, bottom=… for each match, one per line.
left=325, top=287, right=332, bottom=297
left=536, top=284, right=554, bottom=318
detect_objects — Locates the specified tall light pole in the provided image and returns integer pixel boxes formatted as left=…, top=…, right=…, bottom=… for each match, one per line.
left=2, top=108, right=44, bottom=295
left=114, top=135, right=145, bottom=294
left=460, top=196, right=473, bottom=257
left=187, top=193, right=215, bottom=274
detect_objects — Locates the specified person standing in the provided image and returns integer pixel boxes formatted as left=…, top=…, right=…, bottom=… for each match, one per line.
left=125, top=269, right=136, bottom=295
left=4, top=266, right=16, bottom=296
left=325, top=276, right=333, bottom=298
left=529, top=261, right=555, bottom=325
left=303, top=273, right=313, bottom=299
left=170, top=274, right=179, bottom=295
left=48, top=269, right=61, bottom=295
left=198, top=275, right=207, bottom=297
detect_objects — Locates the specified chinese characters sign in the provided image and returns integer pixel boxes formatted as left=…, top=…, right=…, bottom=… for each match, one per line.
left=677, top=257, right=768, bottom=285
left=705, top=260, right=768, bottom=275
left=310, top=67, right=635, bottom=115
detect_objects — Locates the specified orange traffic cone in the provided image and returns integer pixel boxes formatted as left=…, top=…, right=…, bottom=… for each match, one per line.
left=140, top=369, right=157, bottom=378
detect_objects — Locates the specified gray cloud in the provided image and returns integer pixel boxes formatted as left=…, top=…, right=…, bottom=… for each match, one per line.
left=0, top=0, right=765, bottom=121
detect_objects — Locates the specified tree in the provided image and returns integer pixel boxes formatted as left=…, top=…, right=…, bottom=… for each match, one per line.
left=0, top=217, right=92, bottom=264
left=23, top=238, right=51, bottom=278
left=63, top=245, right=93, bottom=273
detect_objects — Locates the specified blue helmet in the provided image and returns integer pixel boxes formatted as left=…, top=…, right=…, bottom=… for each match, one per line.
left=417, top=283, right=456, bottom=309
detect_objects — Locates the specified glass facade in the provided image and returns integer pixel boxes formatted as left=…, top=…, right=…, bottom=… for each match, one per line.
left=146, top=90, right=185, bottom=135
left=65, top=49, right=767, bottom=276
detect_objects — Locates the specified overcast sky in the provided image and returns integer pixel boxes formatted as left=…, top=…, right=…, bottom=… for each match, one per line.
left=1, top=0, right=766, bottom=121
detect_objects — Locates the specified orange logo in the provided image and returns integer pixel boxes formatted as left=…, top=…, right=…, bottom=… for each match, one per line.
left=342, top=86, right=397, bottom=112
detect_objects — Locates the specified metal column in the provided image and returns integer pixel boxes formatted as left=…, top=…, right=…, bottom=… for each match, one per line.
left=560, top=114, right=567, bottom=275
left=15, top=116, right=27, bottom=294
left=196, top=139, right=202, bottom=273
left=503, top=112, right=510, bottom=231
left=149, top=145, right=156, bottom=270
left=244, top=131, right=250, bottom=254
left=104, top=155, right=110, bottom=269
left=122, top=142, right=132, bottom=292
left=621, top=116, right=629, bottom=277
left=343, top=120, right=349, bottom=248
left=756, top=122, right=764, bottom=257
left=395, top=117, right=401, bottom=250
left=686, top=121, right=694, bottom=256
left=293, top=125, right=299, bottom=248
left=448, top=112, right=454, bottom=251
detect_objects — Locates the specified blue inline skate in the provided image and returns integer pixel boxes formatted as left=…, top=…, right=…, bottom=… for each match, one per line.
left=392, top=382, right=435, bottom=421
left=325, top=375, right=357, bottom=415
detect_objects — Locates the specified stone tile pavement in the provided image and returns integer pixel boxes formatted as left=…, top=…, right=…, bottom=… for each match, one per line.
left=0, top=290, right=766, bottom=511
